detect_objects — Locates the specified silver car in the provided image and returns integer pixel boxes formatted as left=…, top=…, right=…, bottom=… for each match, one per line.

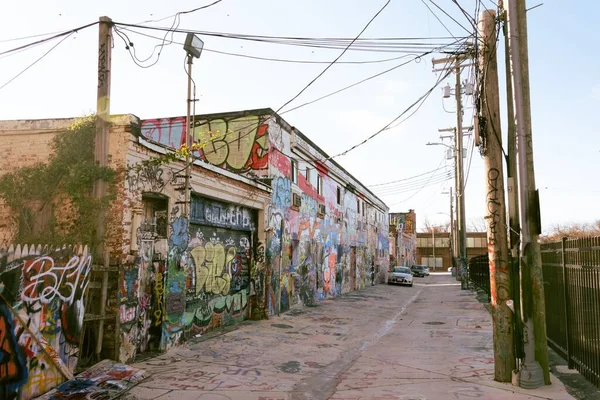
left=388, top=266, right=414, bottom=287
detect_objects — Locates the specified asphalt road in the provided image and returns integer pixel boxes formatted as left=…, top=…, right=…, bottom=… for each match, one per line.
left=124, top=273, right=575, bottom=400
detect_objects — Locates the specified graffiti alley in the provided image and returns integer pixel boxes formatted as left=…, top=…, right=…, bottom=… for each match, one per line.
left=123, top=274, right=573, bottom=400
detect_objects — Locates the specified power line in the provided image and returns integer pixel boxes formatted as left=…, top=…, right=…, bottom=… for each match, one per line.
left=427, top=0, right=473, bottom=35
left=387, top=157, right=450, bottom=206
left=368, top=165, right=453, bottom=187
left=420, top=0, right=456, bottom=38
left=0, top=32, right=74, bottom=92
left=373, top=172, right=454, bottom=196
left=0, top=22, right=98, bottom=57
left=112, top=22, right=466, bottom=53
left=136, top=0, right=226, bottom=25
left=117, top=27, right=437, bottom=65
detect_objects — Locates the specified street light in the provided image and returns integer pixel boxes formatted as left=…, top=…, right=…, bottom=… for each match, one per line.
left=182, top=33, right=204, bottom=218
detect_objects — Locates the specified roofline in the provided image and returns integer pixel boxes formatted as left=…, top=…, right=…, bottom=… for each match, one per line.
left=148, top=107, right=388, bottom=211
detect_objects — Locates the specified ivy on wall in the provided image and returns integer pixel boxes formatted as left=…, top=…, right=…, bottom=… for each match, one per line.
left=0, top=115, right=115, bottom=245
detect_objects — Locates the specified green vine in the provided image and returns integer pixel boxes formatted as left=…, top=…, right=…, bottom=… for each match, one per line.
left=0, top=115, right=115, bottom=245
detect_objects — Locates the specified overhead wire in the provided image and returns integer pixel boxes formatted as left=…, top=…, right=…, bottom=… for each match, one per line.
left=0, top=21, right=98, bottom=57
left=368, top=164, right=453, bottom=187
left=427, top=0, right=473, bottom=35
left=420, top=0, right=457, bottom=38
left=112, top=22, right=466, bottom=54
left=116, top=26, right=440, bottom=65
left=0, top=32, right=74, bottom=92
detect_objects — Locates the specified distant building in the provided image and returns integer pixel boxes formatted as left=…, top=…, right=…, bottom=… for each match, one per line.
left=416, top=231, right=487, bottom=271
left=389, top=210, right=417, bottom=268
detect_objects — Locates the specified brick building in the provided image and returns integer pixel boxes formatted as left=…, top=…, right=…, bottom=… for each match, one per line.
left=0, top=109, right=388, bottom=397
left=389, top=210, right=417, bottom=268
left=416, top=231, right=488, bottom=271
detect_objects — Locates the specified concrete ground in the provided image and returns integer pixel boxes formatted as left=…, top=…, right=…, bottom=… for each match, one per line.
left=124, top=273, right=578, bottom=400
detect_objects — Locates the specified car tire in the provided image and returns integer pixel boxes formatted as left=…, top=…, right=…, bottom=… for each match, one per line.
left=409, top=283, right=413, bottom=287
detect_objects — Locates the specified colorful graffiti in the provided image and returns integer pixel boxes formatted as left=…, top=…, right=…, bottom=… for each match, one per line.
left=0, top=245, right=92, bottom=399
left=266, top=132, right=390, bottom=314
left=36, top=359, right=145, bottom=400
left=140, top=115, right=270, bottom=173
left=159, top=197, right=257, bottom=350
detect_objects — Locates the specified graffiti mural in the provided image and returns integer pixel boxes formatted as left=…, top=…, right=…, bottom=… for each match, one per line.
left=159, top=196, right=257, bottom=350
left=140, top=115, right=270, bottom=174
left=0, top=245, right=91, bottom=399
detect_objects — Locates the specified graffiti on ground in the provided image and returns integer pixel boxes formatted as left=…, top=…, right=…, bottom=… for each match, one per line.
left=36, top=359, right=146, bottom=400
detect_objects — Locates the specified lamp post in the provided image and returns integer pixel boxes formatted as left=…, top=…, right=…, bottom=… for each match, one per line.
left=182, top=33, right=204, bottom=218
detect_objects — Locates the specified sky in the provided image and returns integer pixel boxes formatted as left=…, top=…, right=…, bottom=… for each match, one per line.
left=1, top=0, right=598, bottom=234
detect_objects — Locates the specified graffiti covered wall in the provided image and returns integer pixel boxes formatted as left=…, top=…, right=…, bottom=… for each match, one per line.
left=161, top=197, right=257, bottom=349
left=139, top=109, right=389, bottom=317
left=264, top=120, right=390, bottom=315
left=0, top=245, right=91, bottom=399
left=389, top=210, right=417, bottom=268
left=121, top=139, right=268, bottom=360
left=140, top=114, right=270, bottom=176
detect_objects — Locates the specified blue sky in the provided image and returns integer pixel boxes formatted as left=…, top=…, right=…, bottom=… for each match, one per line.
left=1, top=0, right=598, bottom=233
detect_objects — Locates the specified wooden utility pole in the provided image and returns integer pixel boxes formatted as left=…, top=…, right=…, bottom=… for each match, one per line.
left=454, top=61, right=468, bottom=290
left=505, top=0, right=549, bottom=387
left=94, top=16, right=112, bottom=261
left=502, top=5, right=524, bottom=364
left=478, top=9, right=515, bottom=382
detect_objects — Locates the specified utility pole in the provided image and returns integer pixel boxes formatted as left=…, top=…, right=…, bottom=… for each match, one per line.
left=94, top=16, right=112, bottom=261
left=506, top=0, right=549, bottom=387
left=502, top=3, right=524, bottom=367
left=449, top=187, right=455, bottom=267
left=434, top=54, right=470, bottom=289
left=454, top=60, right=468, bottom=289
left=184, top=53, right=193, bottom=219
left=478, top=9, right=515, bottom=382
left=432, top=228, right=435, bottom=271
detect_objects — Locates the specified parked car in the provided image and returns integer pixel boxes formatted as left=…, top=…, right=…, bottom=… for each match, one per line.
left=423, top=266, right=430, bottom=276
left=410, top=265, right=427, bottom=278
left=388, top=266, right=413, bottom=287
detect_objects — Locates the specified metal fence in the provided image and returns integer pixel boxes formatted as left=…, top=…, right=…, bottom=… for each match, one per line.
left=468, top=254, right=491, bottom=299
left=541, top=237, right=600, bottom=387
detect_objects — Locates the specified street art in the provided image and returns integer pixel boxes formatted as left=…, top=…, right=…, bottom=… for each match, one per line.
left=36, top=359, right=145, bottom=400
left=0, top=245, right=92, bottom=399
left=140, top=115, right=270, bottom=173
left=159, top=197, right=257, bottom=350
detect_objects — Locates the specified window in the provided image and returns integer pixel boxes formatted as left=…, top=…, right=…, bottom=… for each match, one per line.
left=291, top=161, right=298, bottom=184
left=336, top=187, right=341, bottom=205
left=317, top=175, right=323, bottom=196
left=305, top=167, right=311, bottom=184
left=362, top=202, right=365, bottom=216
left=357, top=199, right=360, bottom=212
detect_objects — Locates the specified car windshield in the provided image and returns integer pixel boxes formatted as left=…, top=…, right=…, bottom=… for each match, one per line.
left=413, top=266, right=424, bottom=270
left=394, top=267, right=411, bottom=274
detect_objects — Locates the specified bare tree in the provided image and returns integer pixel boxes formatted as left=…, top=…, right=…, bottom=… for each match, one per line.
left=540, top=220, right=600, bottom=243
left=419, top=217, right=450, bottom=233
left=468, top=216, right=488, bottom=232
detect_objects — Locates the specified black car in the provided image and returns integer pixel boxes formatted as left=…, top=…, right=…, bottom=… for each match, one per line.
left=410, top=265, right=427, bottom=277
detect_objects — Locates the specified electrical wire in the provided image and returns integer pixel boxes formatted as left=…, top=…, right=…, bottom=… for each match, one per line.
left=368, top=165, right=453, bottom=187
left=136, top=0, right=226, bottom=25
left=420, top=0, right=457, bottom=38
left=116, top=26, right=434, bottom=65
left=0, top=22, right=98, bottom=57
left=112, top=22, right=467, bottom=54
left=275, top=0, right=392, bottom=114
left=386, top=157, right=451, bottom=206
left=0, top=32, right=74, bottom=92
left=427, top=0, right=473, bottom=35
left=372, top=172, right=454, bottom=196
